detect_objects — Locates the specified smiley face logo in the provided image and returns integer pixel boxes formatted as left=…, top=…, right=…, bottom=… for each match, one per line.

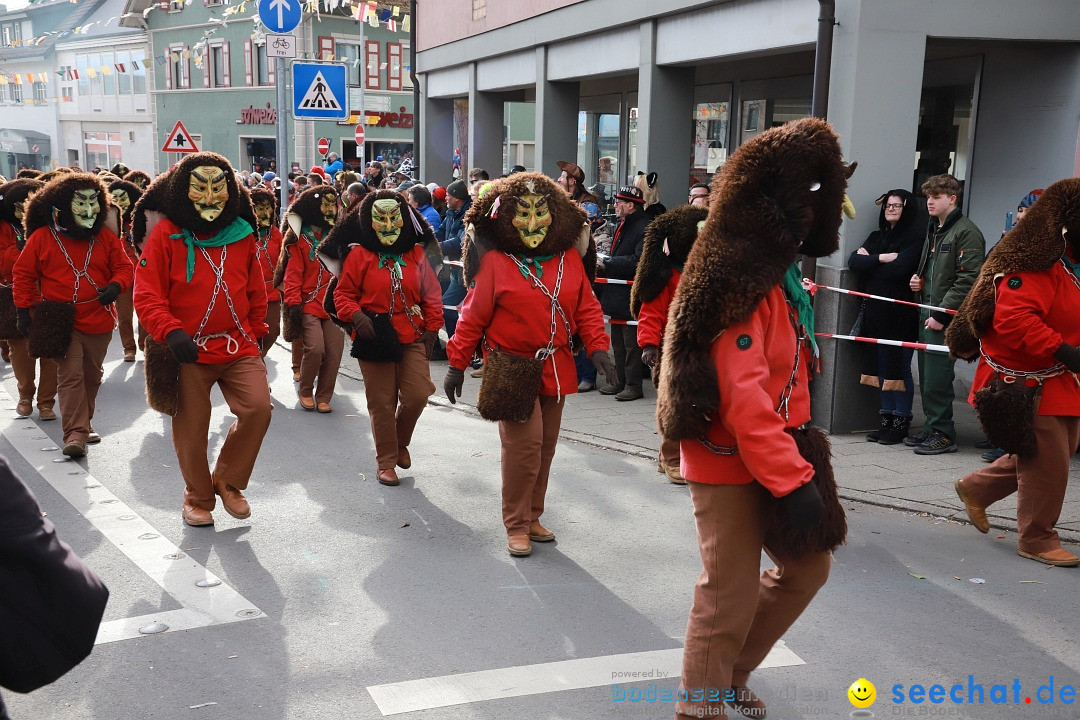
left=848, top=678, right=876, bottom=708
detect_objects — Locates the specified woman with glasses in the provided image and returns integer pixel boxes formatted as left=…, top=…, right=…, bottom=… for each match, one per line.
left=847, top=189, right=924, bottom=444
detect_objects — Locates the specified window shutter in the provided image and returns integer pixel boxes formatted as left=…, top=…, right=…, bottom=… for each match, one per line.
left=184, top=44, right=191, bottom=89
left=202, top=47, right=211, bottom=88
left=222, top=41, right=231, bottom=87
left=165, top=48, right=173, bottom=90
left=365, top=40, right=380, bottom=90
left=318, top=35, right=334, bottom=62
left=244, top=39, right=252, bottom=86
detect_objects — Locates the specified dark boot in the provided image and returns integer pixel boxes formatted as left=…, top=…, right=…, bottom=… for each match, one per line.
left=866, top=412, right=893, bottom=442
left=878, top=414, right=911, bottom=445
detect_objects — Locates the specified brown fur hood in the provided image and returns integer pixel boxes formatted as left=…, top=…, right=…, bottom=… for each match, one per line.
left=318, top=189, right=434, bottom=263
left=462, top=172, right=592, bottom=286
left=658, top=117, right=854, bottom=440
left=24, top=172, right=113, bottom=241
left=0, top=178, right=44, bottom=227
left=946, top=177, right=1080, bottom=360
left=124, top=169, right=152, bottom=189
left=107, top=179, right=143, bottom=227
left=630, top=204, right=707, bottom=318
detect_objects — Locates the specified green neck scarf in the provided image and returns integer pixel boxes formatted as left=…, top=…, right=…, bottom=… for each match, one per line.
left=1061, top=254, right=1080, bottom=281
left=302, top=226, right=322, bottom=261
left=171, top=217, right=253, bottom=282
left=781, top=261, right=818, bottom=356
left=514, top=253, right=555, bottom=279
left=379, top=253, right=407, bottom=277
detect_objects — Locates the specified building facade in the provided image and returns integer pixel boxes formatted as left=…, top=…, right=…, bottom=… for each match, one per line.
left=415, top=0, right=1080, bottom=432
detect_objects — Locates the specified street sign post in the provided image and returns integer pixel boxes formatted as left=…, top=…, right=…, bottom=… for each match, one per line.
left=257, top=0, right=301, bottom=34
left=292, top=62, right=348, bottom=121
left=317, top=137, right=330, bottom=157
left=161, top=121, right=199, bottom=153
left=354, top=125, right=365, bottom=159
left=265, top=34, right=296, bottom=59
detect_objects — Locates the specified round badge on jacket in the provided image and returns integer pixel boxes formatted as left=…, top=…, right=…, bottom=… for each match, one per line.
left=736, top=334, right=753, bottom=350
left=1007, top=276, right=1022, bottom=289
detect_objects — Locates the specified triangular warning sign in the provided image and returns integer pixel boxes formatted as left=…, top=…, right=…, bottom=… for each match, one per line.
left=161, top=121, right=199, bottom=153
left=297, top=71, right=342, bottom=111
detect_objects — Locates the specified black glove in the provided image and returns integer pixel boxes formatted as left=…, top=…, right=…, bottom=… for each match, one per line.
left=421, top=329, right=440, bottom=359
left=590, top=349, right=618, bottom=388
left=1054, top=343, right=1080, bottom=373
left=351, top=311, right=376, bottom=340
left=641, top=345, right=659, bottom=368
left=781, top=481, right=825, bottom=532
left=165, top=329, right=200, bottom=365
left=288, top=304, right=302, bottom=328
left=15, top=308, right=30, bottom=337
left=96, top=282, right=122, bottom=306
left=444, top=366, right=465, bottom=404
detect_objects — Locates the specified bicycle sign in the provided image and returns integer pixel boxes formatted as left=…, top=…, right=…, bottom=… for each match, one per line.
left=265, top=34, right=296, bottom=59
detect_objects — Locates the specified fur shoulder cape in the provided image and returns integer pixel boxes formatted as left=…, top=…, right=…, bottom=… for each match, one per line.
left=946, top=177, right=1080, bottom=360
left=630, top=204, right=707, bottom=319
left=0, top=178, right=45, bottom=226
left=657, top=117, right=854, bottom=440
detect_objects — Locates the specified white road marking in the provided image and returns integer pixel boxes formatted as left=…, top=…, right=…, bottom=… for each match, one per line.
left=366, top=640, right=804, bottom=715
left=0, top=384, right=265, bottom=644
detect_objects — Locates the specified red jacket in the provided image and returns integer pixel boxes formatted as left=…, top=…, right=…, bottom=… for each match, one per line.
left=133, top=217, right=267, bottom=364
left=255, top=225, right=283, bottom=298
left=334, top=244, right=443, bottom=344
left=680, top=284, right=814, bottom=497
left=14, top=225, right=134, bottom=334
left=447, top=251, right=609, bottom=397
left=0, top=221, right=23, bottom=285
left=969, top=261, right=1080, bottom=417
left=282, top=229, right=331, bottom=319
left=636, top=270, right=680, bottom=348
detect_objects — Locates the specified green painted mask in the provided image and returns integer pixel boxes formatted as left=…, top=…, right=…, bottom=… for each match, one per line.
left=188, top=165, right=229, bottom=222
left=320, top=192, right=337, bottom=227
left=372, top=198, right=403, bottom=246
left=511, top=193, right=552, bottom=249
left=254, top=200, right=274, bottom=228
left=71, top=189, right=101, bottom=229
left=110, top=189, right=131, bottom=214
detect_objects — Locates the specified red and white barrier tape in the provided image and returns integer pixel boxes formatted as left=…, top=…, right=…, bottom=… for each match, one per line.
left=815, top=332, right=949, bottom=354
left=805, top=280, right=956, bottom=315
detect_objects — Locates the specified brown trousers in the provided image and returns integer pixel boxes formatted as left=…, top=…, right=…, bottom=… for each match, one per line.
left=115, top=289, right=136, bottom=355
left=57, top=330, right=112, bottom=445
left=498, top=395, right=565, bottom=536
left=173, top=357, right=272, bottom=511
left=292, top=340, right=303, bottom=374
left=8, top=336, right=58, bottom=409
left=675, top=481, right=831, bottom=720
left=299, top=314, right=344, bottom=403
left=960, top=414, right=1079, bottom=554
left=358, top=342, right=435, bottom=470
left=261, top=299, right=282, bottom=358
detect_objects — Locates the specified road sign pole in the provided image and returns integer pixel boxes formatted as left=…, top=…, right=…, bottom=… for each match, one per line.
left=276, top=56, right=288, bottom=221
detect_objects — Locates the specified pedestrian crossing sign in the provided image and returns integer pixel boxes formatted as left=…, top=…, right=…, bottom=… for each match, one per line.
left=292, top=62, right=348, bottom=121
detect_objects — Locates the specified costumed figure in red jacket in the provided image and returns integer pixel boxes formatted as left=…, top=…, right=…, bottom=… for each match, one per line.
left=630, top=204, right=707, bottom=485
left=108, top=178, right=143, bottom=362
left=249, top=187, right=283, bottom=358
left=276, top=186, right=343, bottom=412
left=948, top=178, right=1080, bottom=568
left=323, top=190, right=443, bottom=486
left=658, top=118, right=853, bottom=720
left=131, top=152, right=270, bottom=527
left=14, top=173, right=133, bottom=459
left=0, top=177, right=58, bottom=421
left=442, top=172, right=617, bottom=558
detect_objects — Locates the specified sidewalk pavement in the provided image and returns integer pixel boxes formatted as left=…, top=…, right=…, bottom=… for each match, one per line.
left=331, top=352, right=1080, bottom=545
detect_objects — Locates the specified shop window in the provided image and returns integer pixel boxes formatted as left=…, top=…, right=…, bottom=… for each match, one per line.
left=738, top=97, right=809, bottom=147
left=365, top=40, right=380, bottom=90
left=914, top=85, right=974, bottom=196
left=691, top=101, right=730, bottom=186
left=84, top=131, right=123, bottom=169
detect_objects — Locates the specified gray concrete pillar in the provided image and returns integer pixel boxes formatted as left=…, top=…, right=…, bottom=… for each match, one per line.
left=636, top=20, right=694, bottom=210
left=811, top=14, right=927, bottom=434
left=420, top=83, right=455, bottom=184
left=468, top=63, right=504, bottom=177
left=534, top=46, right=580, bottom=181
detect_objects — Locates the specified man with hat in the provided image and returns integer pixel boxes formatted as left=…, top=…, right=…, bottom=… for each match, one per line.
left=596, top=185, right=647, bottom=400
left=438, top=179, right=472, bottom=338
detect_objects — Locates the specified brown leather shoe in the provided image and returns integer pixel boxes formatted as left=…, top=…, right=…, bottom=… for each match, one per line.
left=529, top=521, right=555, bottom=542
left=396, top=447, right=411, bottom=469
left=725, top=686, right=767, bottom=718
left=62, top=441, right=86, bottom=458
left=661, top=461, right=687, bottom=485
left=182, top=503, right=214, bottom=527
left=298, top=395, right=315, bottom=411
left=214, top=481, right=251, bottom=519
left=507, top=534, right=532, bottom=557
left=377, top=467, right=400, bottom=486
left=316, top=402, right=332, bottom=413
left=1017, top=548, right=1079, bottom=567
left=123, top=350, right=136, bottom=362
left=38, top=407, right=57, bottom=421
left=954, top=479, right=989, bottom=533
left=15, top=400, right=32, bottom=417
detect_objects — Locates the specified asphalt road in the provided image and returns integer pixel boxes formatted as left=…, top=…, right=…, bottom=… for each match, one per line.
left=4, top=342, right=1079, bottom=720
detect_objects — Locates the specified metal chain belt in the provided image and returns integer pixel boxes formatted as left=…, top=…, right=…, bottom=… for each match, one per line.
left=504, top=251, right=573, bottom=398
left=49, top=226, right=102, bottom=303
left=300, top=236, right=330, bottom=307
left=193, top=244, right=256, bottom=354
left=386, top=261, right=423, bottom=337
left=256, top=229, right=275, bottom=278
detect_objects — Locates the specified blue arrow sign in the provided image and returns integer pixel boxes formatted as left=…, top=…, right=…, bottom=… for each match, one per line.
left=258, top=0, right=301, bottom=34
left=292, top=62, right=348, bottom=121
